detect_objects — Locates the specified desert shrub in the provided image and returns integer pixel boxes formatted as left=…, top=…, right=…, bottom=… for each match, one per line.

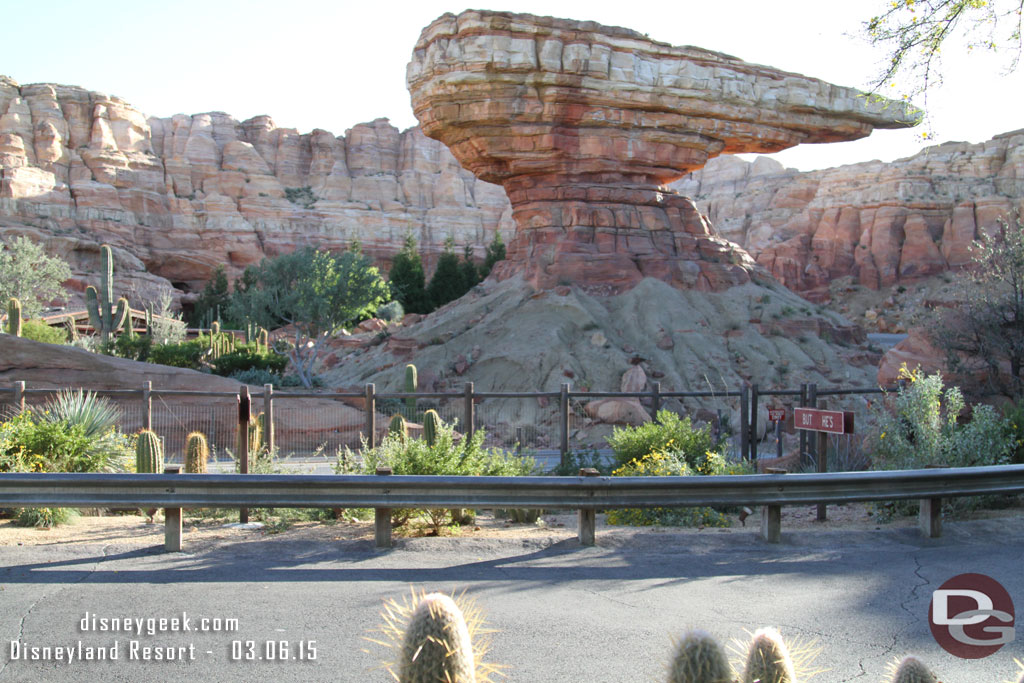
left=605, top=452, right=731, bottom=527
left=866, top=365, right=1013, bottom=517
left=338, top=417, right=535, bottom=532
left=548, top=448, right=614, bottom=476
left=148, top=337, right=208, bottom=369
left=375, top=300, right=404, bottom=322
left=606, top=410, right=719, bottom=469
left=211, top=347, right=288, bottom=377
left=20, top=319, right=67, bottom=345
left=1002, top=399, right=1024, bottom=465
left=229, top=368, right=282, bottom=387
left=280, top=373, right=323, bottom=388
left=102, top=332, right=152, bottom=361
left=15, top=507, right=79, bottom=528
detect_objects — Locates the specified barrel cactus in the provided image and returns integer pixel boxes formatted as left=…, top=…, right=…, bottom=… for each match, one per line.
left=184, top=431, right=210, bottom=474
left=423, top=409, right=441, bottom=447
left=399, top=593, right=476, bottom=683
left=887, top=656, right=937, bottom=683
left=743, top=627, right=795, bottom=683
left=388, top=413, right=408, bottom=441
left=667, top=629, right=732, bottom=683
left=135, top=429, right=164, bottom=474
left=7, top=297, right=21, bottom=337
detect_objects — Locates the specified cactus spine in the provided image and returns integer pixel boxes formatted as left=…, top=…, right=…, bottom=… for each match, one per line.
left=743, top=627, right=795, bottom=683
left=185, top=431, right=210, bottom=474
left=404, top=363, right=418, bottom=416
left=422, top=409, right=441, bottom=447
left=388, top=414, right=408, bottom=441
left=7, top=297, right=21, bottom=337
left=888, top=656, right=937, bottom=683
left=398, top=593, right=475, bottom=683
left=85, top=244, right=128, bottom=344
left=135, top=429, right=164, bottom=474
left=667, top=629, right=732, bottom=683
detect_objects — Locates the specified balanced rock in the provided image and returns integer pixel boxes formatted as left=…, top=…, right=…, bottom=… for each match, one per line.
left=407, top=10, right=918, bottom=291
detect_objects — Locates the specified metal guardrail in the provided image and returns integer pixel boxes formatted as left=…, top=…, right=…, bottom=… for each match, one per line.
left=3, top=465, right=1022, bottom=551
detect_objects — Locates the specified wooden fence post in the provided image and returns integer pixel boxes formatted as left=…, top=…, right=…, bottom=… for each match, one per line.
left=651, top=381, right=661, bottom=420
left=750, top=384, right=760, bottom=461
left=761, top=468, right=786, bottom=543
left=806, top=383, right=818, bottom=463
left=919, top=497, right=942, bottom=538
left=578, top=468, right=600, bottom=546
left=238, top=386, right=250, bottom=525
left=14, top=380, right=25, bottom=414
left=816, top=399, right=828, bottom=522
left=559, top=383, right=570, bottom=466
left=799, top=383, right=808, bottom=463
left=464, top=382, right=475, bottom=440
left=163, top=465, right=182, bottom=552
left=375, top=466, right=393, bottom=548
left=142, top=381, right=152, bottom=431
left=365, top=383, right=376, bottom=450
left=263, top=383, right=274, bottom=453
left=740, top=384, right=750, bottom=461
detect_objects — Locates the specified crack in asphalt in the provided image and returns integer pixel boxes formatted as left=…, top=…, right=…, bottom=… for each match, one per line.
left=0, top=543, right=114, bottom=680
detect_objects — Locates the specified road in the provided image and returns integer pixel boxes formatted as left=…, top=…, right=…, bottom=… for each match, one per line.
left=2, top=514, right=1023, bottom=682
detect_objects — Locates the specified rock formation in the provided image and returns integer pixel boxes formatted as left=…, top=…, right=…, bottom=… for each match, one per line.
left=407, top=10, right=918, bottom=291
left=675, top=130, right=1024, bottom=300
left=0, top=75, right=511, bottom=307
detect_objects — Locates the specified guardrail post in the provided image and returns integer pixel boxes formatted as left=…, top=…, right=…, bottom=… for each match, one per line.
left=375, top=466, right=393, bottom=548
left=750, top=383, right=759, bottom=460
left=238, top=386, right=250, bottom=524
left=14, top=380, right=25, bottom=414
left=560, top=383, right=570, bottom=466
left=163, top=465, right=182, bottom=552
left=365, top=383, right=377, bottom=450
left=142, top=381, right=152, bottom=431
left=263, top=383, right=275, bottom=453
left=740, top=384, right=749, bottom=460
left=578, top=468, right=599, bottom=546
left=651, top=381, right=661, bottom=420
left=761, top=468, right=785, bottom=543
left=464, top=382, right=475, bottom=440
left=919, top=497, right=942, bottom=538
left=816, top=399, right=828, bottom=522
left=806, top=383, right=818, bottom=463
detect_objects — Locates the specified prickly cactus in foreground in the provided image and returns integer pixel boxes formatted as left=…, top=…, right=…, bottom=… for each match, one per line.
left=668, top=629, right=732, bottom=683
left=743, top=627, right=795, bottom=683
left=135, top=429, right=164, bottom=474
left=7, top=297, right=21, bottom=336
left=888, top=655, right=937, bottom=683
left=422, top=409, right=441, bottom=447
left=399, top=593, right=475, bottom=683
left=185, top=431, right=209, bottom=474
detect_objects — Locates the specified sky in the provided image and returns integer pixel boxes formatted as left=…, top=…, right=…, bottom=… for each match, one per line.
left=3, top=0, right=1023, bottom=172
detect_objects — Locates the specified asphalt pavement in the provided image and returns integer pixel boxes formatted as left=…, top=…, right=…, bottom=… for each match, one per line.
left=2, top=514, right=1023, bottom=682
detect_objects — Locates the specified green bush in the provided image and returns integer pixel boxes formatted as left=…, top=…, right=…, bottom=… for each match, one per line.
left=212, top=347, right=288, bottom=376
left=15, top=507, right=79, bottom=528
left=605, top=452, right=732, bottom=527
left=0, top=411, right=132, bottom=474
left=20, top=319, right=67, bottom=344
left=867, top=366, right=1013, bottom=517
left=148, top=337, right=208, bottom=369
left=101, top=333, right=152, bottom=361
left=375, top=300, right=404, bottom=322
left=229, top=368, right=282, bottom=387
left=606, top=410, right=720, bottom=469
left=1002, top=399, right=1024, bottom=465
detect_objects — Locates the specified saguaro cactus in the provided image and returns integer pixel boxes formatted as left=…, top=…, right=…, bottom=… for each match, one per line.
left=6, top=297, right=22, bottom=337
left=399, top=593, right=475, bottom=683
left=185, top=431, right=210, bottom=474
left=422, top=409, right=441, bottom=447
left=388, top=414, right=408, bottom=441
left=85, top=244, right=128, bottom=344
left=405, top=364, right=418, bottom=416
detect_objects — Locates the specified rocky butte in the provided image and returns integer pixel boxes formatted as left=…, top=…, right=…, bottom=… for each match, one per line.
left=406, top=10, right=919, bottom=293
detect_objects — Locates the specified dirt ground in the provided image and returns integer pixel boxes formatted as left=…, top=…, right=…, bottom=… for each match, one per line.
left=4, top=501, right=1021, bottom=550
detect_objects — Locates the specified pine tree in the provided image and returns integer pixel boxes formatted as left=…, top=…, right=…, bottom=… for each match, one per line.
left=427, top=237, right=466, bottom=309
left=459, top=244, right=480, bottom=292
left=479, top=231, right=506, bottom=279
left=190, top=265, right=230, bottom=326
left=388, top=234, right=429, bottom=314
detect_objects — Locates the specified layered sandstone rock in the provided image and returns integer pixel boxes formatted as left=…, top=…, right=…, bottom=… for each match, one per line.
left=0, top=75, right=512, bottom=306
left=407, top=10, right=918, bottom=291
left=674, top=130, right=1024, bottom=300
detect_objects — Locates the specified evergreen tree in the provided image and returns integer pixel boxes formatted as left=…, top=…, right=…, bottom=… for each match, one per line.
left=427, top=237, right=466, bottom=309
left=479, top=231, right=506, bottom=279
left=388, top=234, right=429, bottom=314
left=459, top=244, right=480, bottom=292
left=190, top=265, right=230, bottom=326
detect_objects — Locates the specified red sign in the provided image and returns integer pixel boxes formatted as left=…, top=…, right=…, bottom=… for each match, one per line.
left=767, top=407, right=786, bottom=422
left=793, top=407, right=854, bottom=434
